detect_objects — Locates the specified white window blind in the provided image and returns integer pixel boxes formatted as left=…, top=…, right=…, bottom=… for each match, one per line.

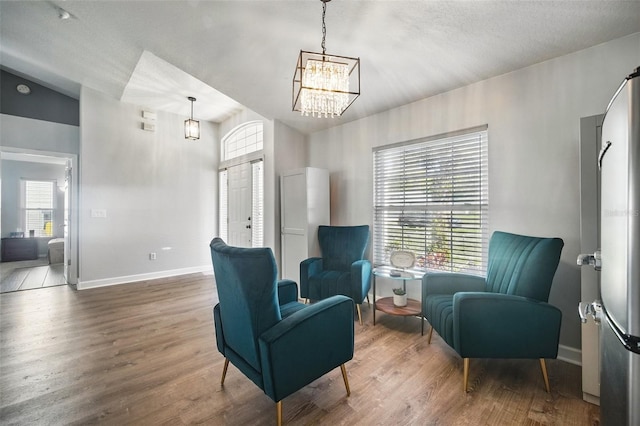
left=23, top=180, right=55, bottom=237
left=373, top=127, right=489, bottom=275
left=219, top=170, right=228, bottom=242
left=251, top=160, right=264, bottom=247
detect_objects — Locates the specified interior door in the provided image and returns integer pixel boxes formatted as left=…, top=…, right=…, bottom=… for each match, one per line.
left=227, top=162, right=252, bottom=247
left=280, top=170, right=307, bottom=283
left=63, top=162, right=71, bottom=282
left=579, top=114, right=603, bottom=404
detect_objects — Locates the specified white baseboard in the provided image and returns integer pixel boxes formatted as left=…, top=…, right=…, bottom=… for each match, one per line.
left=77, top=265, right=213, bottom=290
left=557, top=344, right=581, bottom=366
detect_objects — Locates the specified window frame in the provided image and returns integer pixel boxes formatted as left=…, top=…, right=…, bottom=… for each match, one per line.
left=372, top=126, right=489, bottom=275
left=21, top=179, right=56, bottom=238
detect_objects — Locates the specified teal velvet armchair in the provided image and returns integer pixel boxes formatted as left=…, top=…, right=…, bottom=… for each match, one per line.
left=210, top=238, right=354, bottom=425
left=300, top=225, right=372, bottom=325
left=422, top=231, right=564, bottom=393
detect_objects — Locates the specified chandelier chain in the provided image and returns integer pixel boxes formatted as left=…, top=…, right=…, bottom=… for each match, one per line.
left=321, top=0, right=327, bottom=55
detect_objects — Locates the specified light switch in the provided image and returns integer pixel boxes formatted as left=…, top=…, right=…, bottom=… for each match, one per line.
left=91, top=209, right=107, bottom=218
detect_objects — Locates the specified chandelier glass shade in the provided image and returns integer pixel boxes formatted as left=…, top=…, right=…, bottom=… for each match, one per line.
left=293, top=51, right=360, bottom=118
left=292, top=0, right=360, bottom=118
left=184, top=96, right=200, bottom=140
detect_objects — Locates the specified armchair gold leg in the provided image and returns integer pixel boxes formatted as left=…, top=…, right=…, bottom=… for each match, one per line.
left=463, top=358, right=470, bottom=393
left=540, top=358, right=551, bottom=393
left=356, top=304, right=363, bottom=325
left=427, top=326, right=433, bottom=344
left=221, top=358, right=229, bottom=386
left=340, top=364, right=351, bottom=396
left=276, top=401, right=282, bottom=426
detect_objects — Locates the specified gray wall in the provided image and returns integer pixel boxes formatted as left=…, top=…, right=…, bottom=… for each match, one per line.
left=306, top=33, right=640, bottom=353
left=78, top=87, right=219, bottom=287
left=1, top=69, right=79, bottom=126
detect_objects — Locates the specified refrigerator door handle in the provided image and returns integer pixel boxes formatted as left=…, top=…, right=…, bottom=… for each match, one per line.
left=598, top=140, right=612, bottom=170
left=604, top=312, right=640, bottom=355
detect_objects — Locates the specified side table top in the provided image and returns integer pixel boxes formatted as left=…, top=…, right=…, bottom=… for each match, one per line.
left=373, top=265, right=425, bottom=280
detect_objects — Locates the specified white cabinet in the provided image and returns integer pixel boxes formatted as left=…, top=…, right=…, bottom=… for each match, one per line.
left=280, top=168, right=330, bottom=284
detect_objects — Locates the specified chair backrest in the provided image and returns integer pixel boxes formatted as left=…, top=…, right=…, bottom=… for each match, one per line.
left=485, top=231, right=564, bottom=301
left=318, top=225, right=369, bottom=271
left=209, top=237, right=281, bottom=372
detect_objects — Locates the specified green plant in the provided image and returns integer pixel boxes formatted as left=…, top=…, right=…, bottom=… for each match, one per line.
left=392, top=287, right=406, bottom=296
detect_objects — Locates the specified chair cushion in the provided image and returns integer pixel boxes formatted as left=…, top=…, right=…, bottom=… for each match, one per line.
left=308, top=271, right=352, bottom=301
left=279, top=301, right=307, bottom=319
left=423, top=294, right=455, bottom=348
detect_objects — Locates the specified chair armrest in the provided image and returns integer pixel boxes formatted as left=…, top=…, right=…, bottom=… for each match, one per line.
left=277, top=279, right=299, bottom=305
left=453, top=292, right=562, bottom=359
left=422, top=272, right=485, bottom=299
left=258, top=295, right=354, bottom=402
left=300, top=257, right=323, bottom=297
left=350, top=259, right=372, bottom=303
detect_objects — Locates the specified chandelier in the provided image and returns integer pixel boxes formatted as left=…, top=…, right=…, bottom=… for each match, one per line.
left=184, top=96, right=200, bottom=140
left=292, top=0, right=360, bottom=118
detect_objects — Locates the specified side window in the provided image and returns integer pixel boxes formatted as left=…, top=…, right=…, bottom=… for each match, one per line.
left=22, top=179, right=55, bottom=237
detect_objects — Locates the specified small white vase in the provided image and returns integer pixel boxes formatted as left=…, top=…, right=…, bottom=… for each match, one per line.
left=393, top=294, right=407, bottom=307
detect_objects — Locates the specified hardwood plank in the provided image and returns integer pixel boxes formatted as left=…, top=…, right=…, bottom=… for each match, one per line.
left=43, top=264, right=66, bottom=287
left=0, top=273, right=600, bottom=425
left=19, top=265, right=49, bottom=290
left=0, top=268, right=28, bottom=293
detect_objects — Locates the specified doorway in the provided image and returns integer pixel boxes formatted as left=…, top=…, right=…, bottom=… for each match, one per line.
left=0, top=149, right=78, bottom=292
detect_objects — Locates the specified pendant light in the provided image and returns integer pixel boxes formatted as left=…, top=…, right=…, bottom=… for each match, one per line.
left=184, top=96, right=200, bottom=140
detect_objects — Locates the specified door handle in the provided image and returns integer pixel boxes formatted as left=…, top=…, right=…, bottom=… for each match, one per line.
left=598, top=140, right=612, bottom=170
left=578, top=301, right=602, bottom=324
left=577, top=250, right=601, bottom=271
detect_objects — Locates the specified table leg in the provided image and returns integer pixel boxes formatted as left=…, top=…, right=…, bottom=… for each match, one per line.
left=373, top=274, right=376, bottom=325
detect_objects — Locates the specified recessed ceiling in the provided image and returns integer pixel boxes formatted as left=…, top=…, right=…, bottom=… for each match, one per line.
left=1, top=1, right=639, bottom=135
left=120, top=51, right=243, bottom=122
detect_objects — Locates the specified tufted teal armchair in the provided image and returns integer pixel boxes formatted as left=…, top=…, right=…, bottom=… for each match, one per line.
left=300, top=225, right=372, bottom=325
left=422, top=231, right=564, bottom=393
left=210, top=238, right=354, bottom=425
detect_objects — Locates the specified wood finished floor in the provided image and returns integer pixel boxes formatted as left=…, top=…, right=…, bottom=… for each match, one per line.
left=0, top=273, right=600, bottom=425
left=0, top=259, right=66, bottom=293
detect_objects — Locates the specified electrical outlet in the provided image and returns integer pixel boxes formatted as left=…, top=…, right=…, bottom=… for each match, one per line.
left=149, top=252, right=157, bottom=260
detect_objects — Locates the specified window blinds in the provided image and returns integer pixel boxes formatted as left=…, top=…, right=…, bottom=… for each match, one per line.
left=23, top=180, right=55, bottom=237
left=373, top=128, right=489, bottom=275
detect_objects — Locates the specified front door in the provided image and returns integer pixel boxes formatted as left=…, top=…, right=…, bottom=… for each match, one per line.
left=227, top=162, right=252, bottom=247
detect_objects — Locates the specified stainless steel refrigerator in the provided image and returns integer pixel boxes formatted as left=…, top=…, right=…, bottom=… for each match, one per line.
left=579, top=66, right=640, bottom=425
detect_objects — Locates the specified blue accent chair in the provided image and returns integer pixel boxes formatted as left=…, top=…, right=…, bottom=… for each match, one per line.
left=422, top=231, right=564, bottom=393
left=209, top=238, right=354, bottom=426
left=300, top=225, right=372, bottom=325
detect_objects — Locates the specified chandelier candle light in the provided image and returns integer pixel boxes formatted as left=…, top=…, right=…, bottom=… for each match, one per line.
left=184, top=96, right=200, bottom=140
left=292, top=0, right=360, bottom=118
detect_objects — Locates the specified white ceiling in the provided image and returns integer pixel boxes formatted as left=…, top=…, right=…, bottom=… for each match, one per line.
left=1, top=1, right=639, bottom=135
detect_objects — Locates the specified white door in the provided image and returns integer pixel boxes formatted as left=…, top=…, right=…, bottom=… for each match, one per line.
left=281, top=170, right=308, bottom=283
left=579, top=114, right=603, bottom=404
left=227, top=162, right=252, bottom=247
left=63, top=159, right=78, bottom=285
